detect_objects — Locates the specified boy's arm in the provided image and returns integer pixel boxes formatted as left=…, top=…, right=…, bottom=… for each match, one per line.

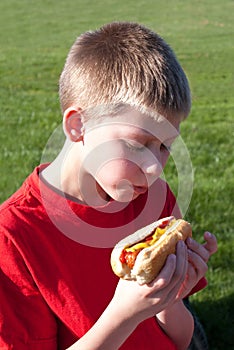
left=67, top=241, right=190, bottom=350
left=69, top=299, right=194, bottom=350
left=156, top=300, right=194, bottom=350
left=67, top=299, right=140, bottom=350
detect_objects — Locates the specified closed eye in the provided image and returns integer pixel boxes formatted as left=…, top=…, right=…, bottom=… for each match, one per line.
left=123, top=140, right=145, bottom=152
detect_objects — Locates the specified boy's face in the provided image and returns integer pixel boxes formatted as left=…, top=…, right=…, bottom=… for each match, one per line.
left=77, top=109, right=181, bottom=204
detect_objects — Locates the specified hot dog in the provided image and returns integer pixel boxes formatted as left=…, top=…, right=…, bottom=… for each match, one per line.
left=111, top=216, right=192, bottom=285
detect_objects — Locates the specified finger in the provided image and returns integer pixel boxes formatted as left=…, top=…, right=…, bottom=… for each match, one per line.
left=170, top=241, right=188, bottom=288
left=176, top=240, right=188, bottom=286
left=186, top=237, right=210, bottom=262
left=150, top=254, right=176, bottom=288
left=188, top=249, right=208, bottom=278
left=150, top=242, right=187, bottom=295
left=176, top=240, right=188, bottom=275
left=203, top=232, right=218, bottom=255
left=164, top=241, right=188, bottom=301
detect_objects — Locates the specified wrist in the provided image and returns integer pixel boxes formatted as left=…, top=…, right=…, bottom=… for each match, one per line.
left=156, top=299, right=184, bottom=321
left=107, top=297, right=142, bottom=328
left=156, top=300, right=194, bottom=350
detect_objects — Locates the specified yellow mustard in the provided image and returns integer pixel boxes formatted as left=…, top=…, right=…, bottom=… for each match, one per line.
left=125, top=219, right=176, bottom=252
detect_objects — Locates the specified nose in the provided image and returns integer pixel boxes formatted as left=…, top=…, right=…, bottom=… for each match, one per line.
left=141, top=157, right=162, bottom=179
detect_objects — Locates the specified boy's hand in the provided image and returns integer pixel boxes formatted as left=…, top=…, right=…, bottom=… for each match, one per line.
left=177, top=232, right=218, bottom=299
left=111, top=241, right=188, bottom=324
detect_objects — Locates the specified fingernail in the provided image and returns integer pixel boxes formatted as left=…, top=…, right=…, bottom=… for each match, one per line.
left=206, top=231, right=212, bottom=238
left=168, top=254, right=176, bottom=261
left=178, top=240, right=185, bottom=248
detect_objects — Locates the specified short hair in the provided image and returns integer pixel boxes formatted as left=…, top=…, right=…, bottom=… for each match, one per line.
left=59, top=22, right=191, bottom=119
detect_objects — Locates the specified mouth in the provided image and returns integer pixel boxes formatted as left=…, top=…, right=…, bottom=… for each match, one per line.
left=115, top=183, right=147, bottom=202
left=133, top=186, right=147, bottom=195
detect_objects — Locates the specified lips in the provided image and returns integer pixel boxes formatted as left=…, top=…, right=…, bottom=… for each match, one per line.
left=133, top=186, right=147, bottom=194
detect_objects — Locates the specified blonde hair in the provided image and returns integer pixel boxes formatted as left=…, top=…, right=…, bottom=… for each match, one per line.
left=59, top=22, right=191, bottom=119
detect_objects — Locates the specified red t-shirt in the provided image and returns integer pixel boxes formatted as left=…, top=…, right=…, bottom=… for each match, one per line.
left=0, top=164, right=206, bottom=349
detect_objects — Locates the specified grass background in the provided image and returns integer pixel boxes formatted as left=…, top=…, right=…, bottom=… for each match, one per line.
left=0, top=0, right=233, bottom=348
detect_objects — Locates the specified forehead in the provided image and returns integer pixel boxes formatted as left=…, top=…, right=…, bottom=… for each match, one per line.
left=85, top=108, right=181, bottom=141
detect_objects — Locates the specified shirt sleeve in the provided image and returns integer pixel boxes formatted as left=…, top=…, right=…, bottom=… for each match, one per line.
left=187, top=277, right=208, bottom=296
left=0, top=230, right=58, bottom=349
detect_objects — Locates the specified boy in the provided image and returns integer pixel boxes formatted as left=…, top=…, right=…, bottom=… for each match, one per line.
left=0, top=22, right=217, bottom=349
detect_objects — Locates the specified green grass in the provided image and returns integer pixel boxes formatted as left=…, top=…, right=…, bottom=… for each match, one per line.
left=0, top=0, right=233, bottom=348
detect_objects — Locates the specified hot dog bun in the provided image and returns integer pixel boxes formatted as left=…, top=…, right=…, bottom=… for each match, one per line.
left=111, top=216, right=192, bottom=285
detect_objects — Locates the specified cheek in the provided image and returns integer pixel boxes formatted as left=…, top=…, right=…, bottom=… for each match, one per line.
left=81, top=141, right=125, bottom=177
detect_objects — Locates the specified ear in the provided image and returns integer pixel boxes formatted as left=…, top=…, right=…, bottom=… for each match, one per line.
left=63, top=107, right=84, bottom=142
